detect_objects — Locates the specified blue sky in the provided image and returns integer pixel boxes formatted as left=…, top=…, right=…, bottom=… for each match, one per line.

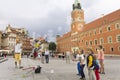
left=0, top=0, right=120, bottom=41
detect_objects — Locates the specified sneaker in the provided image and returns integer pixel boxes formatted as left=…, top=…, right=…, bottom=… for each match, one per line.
left=19, top=66, right=23, bottom=69
left=76, top=74, right=80, bottom=76
left=80, top=77, right=85, bottom=80
left=101, top=72, right=105, bottom=74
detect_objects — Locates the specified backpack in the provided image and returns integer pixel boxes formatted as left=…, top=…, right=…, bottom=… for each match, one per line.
left=93, top=60, right=99, bottom=70
left=35, top=65, right=42, bottom=73
left=88, top=53, right=99, bottom=70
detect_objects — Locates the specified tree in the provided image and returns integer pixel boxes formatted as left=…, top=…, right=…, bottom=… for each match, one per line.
left=48, top=42, right=56, bottom=52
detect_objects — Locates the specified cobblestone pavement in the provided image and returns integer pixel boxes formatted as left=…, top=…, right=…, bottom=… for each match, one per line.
left=0, top=57, right=120, bottom=80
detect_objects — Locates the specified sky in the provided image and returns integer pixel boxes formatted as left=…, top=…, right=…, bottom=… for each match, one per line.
left=0, top=0, right=120, bottom=42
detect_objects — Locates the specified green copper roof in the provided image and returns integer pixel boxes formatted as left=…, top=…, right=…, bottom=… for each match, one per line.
left=74, top=0, right=80, bottom=6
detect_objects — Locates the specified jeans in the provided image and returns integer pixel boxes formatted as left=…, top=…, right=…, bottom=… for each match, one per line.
left=77, top=62, right=81, bottom=75
left=45, top=55, right=49, bottom=63
left=81, top=64, right=85, bottom=78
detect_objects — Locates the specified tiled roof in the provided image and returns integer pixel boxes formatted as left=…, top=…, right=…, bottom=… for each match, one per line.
left=82, top=9, right=120, bottom=32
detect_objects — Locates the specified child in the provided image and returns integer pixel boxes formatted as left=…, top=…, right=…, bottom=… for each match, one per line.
left=94, top=55, right=100, bottom=80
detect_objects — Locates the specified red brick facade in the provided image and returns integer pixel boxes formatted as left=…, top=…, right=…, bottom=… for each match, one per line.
left=56, top=1, right=120, bottom=55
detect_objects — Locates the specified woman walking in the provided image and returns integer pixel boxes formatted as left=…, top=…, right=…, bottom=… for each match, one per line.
left=97, top=45, right=105, bottom=74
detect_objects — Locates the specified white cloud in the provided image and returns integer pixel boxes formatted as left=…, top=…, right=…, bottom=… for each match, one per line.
left=0, top=0, right=120, bottom=41
left=46, top=29, right=55, bottom=42
left=66, top=15, right=71, bottom=26
left=83, top=0, right=120, bottom=23
left=57, top=26, right=62, bottom=32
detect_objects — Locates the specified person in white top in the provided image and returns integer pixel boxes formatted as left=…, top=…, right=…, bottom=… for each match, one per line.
left=72, top=50, right=81, bottom=76
left=45, top=49, right=50, bottom=63
left=66, top=51, right=71, bottom=64
left=14, top=38, right=22, bottom=68
left=79, top=49, right=85, bottom=80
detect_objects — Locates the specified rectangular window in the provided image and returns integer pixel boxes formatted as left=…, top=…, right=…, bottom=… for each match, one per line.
left=90, top=32, right=92, bottom=36
left=108, top=36, right=112, bottom=43
left=110, top=47, right=114, bottom=52
left=116, top=23, right=120, bottom=29
left=94, top=39, right=97, bottom=45
left=107, top=26, right=111, bottom=31
left=99, top=27, right=102, bottom=34
left=82, top=40, right=83, bottom=42
left=118, top=46, right=120, bottom=51
left=94, top=29, right=96, bottom=35
left=90, top=41, right=92, bottom=45
left=100, top=38, right=104, bottom=44
left=86, top=41, right=88, bottom=46
left=116, top=35, right=120, bottom=42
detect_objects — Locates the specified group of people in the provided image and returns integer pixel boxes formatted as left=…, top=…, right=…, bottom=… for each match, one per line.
left=14, top=38, right=50, bottom=68
left=0, top=53, right=7, bottom=58
left=13, top=38, right=105, bottom=80
left=29, top=39, right=50, bottom=64
left=73, top=45, right=105, bottom=80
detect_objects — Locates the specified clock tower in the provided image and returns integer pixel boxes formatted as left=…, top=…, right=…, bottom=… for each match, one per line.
left=71, top=0, right=85, bottom=32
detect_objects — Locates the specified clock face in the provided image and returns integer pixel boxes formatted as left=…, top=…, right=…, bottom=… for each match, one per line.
left=78, top=24, right=83, bottom=31
left=79, top=24, right=83, bottom=28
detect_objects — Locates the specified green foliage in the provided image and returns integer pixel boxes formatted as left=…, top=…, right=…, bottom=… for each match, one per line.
left=49, top=42, right=56, bottom=51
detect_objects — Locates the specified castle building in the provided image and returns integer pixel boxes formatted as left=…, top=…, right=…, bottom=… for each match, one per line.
left=56, top=0, right=120, bottom=55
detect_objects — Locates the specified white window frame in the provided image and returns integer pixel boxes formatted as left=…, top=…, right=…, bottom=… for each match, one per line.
left=94, top=29, right=96, bottom=35
left=108, top=36, right=112, bottom=43
left=115, top=23, right=120, bottom=29
left=89, top=40, right=92, bottom=46
left=99, top=27, right=102, bottom=34
left=116, top=34, right=120, bottom=43
left=100, top=38, right=104, bottom=45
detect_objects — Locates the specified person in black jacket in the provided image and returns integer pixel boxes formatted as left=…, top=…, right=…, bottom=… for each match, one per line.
left=86, top=48, right=96, bottom=80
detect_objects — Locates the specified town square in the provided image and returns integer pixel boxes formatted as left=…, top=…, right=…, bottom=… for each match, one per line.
left=0, top=0, right=120, bottom=80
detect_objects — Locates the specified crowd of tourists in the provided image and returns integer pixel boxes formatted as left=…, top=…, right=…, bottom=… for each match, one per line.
left=13, top=38, right=105, bottom=80
left=14, top=39, right=50, bottom=69
left=72, top=45, right=105, bottom=80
